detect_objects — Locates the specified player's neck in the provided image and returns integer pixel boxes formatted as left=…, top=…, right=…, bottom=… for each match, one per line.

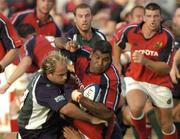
left=142, top=24, right=158, bottom=39
left=36, top=9, right=49, bottom=23
left=78, top=27, right=92, bottom=40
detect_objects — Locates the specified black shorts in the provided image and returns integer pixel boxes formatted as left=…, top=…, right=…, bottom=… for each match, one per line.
left=19, top=119, right=69, bottom=139
left=19, top=128, right=61, bottom=139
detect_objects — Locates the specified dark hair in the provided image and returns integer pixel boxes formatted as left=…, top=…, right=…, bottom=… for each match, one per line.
left=74, top=3, right=92, bottom=16
left=145, top=3, right=161, bottom=13
left=16, top=23, right=35, bottom=38
left=92, top=40, right=112, bottom=57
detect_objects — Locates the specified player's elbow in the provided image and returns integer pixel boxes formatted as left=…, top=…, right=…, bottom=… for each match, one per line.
left=59, top=103, right=75, bottom=116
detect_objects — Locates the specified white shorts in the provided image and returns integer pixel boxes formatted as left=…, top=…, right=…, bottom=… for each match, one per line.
left=5, top=64, right=35, bottom=91
left=124, top=77, right=173, bottom=108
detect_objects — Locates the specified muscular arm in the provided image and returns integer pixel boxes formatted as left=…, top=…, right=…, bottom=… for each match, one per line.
left=7, top=56, right=32, bottom=84
left=143, top=59, right=171, bottom=74
left=112, top=45, right=123, bottom=74
left=0, top=56, right=32, bottom=94
left=60, top=102, right=107, bottom=125
left=0, top=49, right=19, bottom=69
left=79, top=97, right=113, bottom=121
left=132, top=51, right=170, bottom=74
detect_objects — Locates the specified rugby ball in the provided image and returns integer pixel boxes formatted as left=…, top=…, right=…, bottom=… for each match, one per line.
left=83, top=83, right=101, bottom=102
left=79, top=83, right=102, bottom=111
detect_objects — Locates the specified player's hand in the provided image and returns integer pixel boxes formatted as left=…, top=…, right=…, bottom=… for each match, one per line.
left=132, top=51, right=147, bottom=65
left=0, top=82, right=10, bottom=94
left=170, top=64, right=180, bottom=84
left=90, top=116, right=108, bottom=126
left=63, top=126, right=82, bottom=139
left=65, top=40, right=79, bottom=52
left=71, top=90, right=83, bottom=102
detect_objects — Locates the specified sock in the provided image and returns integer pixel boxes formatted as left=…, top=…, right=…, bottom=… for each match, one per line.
left=132, top=126, right=139, bottom=139
left=147, top=110, right=162, bottom=139
left=131, top=113, right=147, bottom=139
left=146, top=123, right=151, bottom=139
left=162, top=124, right=178, bottom=139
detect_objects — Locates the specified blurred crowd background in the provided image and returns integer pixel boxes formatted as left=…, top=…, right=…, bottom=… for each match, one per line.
left=0, top=0, right=178, bottom=40
left=0, top=0, right=180, bottom=139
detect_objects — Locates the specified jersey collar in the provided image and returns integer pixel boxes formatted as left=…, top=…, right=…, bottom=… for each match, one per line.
left=135, top=21, right=163, bottom=34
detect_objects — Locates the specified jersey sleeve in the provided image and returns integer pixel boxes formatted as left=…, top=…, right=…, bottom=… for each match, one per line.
left=0, top=14, right=22, bottom=50
left=100, top=65, right=121, bottom=112
left=159, top=30, right=175, bottom=66
left=36, top=84, right=68, bottom=112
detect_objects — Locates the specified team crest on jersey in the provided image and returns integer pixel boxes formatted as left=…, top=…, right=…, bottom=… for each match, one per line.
left=155, top=42, right=163, bottom=49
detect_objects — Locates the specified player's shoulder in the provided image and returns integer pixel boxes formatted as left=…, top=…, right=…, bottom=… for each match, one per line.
left=161, top=26, right=174, bottom=40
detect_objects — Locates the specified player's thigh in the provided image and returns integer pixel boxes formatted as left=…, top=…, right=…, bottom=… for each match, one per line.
left=124, top=77, right=148, bottom=111
left=149, top=85, right=173, bottom=109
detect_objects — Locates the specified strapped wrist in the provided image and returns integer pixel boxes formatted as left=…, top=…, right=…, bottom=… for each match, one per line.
left=6, top=81, right=11, bottom=87
left=77, top=93, right=83, bottom=103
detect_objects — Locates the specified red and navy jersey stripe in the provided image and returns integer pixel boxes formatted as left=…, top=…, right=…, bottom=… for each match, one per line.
left=11, top=9, right=61, bottom=37
left=114, top=22, right=174, bottom=88
left=73, top=49, right=121, bottom=111
left=0, top=13, right=22, bottom=59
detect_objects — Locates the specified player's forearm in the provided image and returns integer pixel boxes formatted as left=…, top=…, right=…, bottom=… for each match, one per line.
left=144, top=58, right=171, bottom=74
left=7, top=56, right=32, bottom=84
left=79, top=97, right=113, bottom=121
left=112, top=45, right=121, bottom=66
left=0, top=49, right=19, bottom=68
left=60, top=102, right=94, bottom=123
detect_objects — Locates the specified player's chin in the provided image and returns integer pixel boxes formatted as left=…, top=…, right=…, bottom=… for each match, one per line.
left=94, top=68, right=105, bottom=74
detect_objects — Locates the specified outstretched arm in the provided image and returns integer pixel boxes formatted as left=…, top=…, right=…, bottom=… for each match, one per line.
left=0, top=49, right=19, bottom=72
left=132, top=51, right=171, bottom=74
left=60, top=102, right=107, bottom=126
left=0, top=56, right=32, bottom=94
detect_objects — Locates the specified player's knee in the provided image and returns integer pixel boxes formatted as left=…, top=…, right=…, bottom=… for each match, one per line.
left=161, top=121, right=174, bottom=133
left=129, top=105, right=144, bottom=117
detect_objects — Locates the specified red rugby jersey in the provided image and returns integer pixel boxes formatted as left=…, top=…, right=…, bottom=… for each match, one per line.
left=0, top=13, right=22, bottom=60
left=115, top=22, right=174, bottom=88
left=20, top=35, right=55, bottom=73
left=11, top=9, right=61, bottom=37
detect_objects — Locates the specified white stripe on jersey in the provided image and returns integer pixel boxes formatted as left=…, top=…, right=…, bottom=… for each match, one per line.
left=25, top=75, right=50, bottom=129
left=11, top=9, right=34, bottom=24
left=111, top=65, right=120, bottom=111
left=116, top=24, right=137, bottom=46
left=0, top=19, right=16, bottom=48
left=102, top=73, right=109, bottom=105
left=96, top=31, right=106, bottom=40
